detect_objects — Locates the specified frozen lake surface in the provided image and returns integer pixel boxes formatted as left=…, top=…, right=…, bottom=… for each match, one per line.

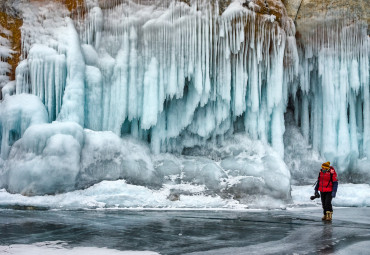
left=1, top=208, right=370, bottom=254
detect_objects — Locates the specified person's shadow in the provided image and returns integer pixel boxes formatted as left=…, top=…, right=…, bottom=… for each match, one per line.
left=317, top=222, right=335, bottom=254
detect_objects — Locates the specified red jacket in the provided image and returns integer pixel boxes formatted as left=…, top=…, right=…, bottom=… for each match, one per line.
left=317, top=167, right=338, bottom=192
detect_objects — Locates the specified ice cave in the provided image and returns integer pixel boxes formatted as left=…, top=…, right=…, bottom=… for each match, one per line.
left=0, top=0, right=369, bottom=209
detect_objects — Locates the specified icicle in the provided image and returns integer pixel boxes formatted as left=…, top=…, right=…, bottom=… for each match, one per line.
left=11, top=0, right=304, bottom=156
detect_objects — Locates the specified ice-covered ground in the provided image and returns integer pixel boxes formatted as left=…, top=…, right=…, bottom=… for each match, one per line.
left=0, top=207, right=369, bottom=255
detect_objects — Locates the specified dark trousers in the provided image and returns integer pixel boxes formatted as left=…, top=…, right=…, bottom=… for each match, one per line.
left=320, top=192, right=333, bottom=214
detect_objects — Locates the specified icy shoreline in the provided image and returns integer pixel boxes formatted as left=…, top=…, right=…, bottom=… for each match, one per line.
left=0, top=182, right=369, bottom=210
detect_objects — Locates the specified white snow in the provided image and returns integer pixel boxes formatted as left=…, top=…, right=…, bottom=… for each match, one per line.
left=0, top=181, right=239, bottom=210
left=0, top=242, right=158, bottom=255
left=0, top=182, right=368, bottom=210
left=292, top=184, right=370, bottom=207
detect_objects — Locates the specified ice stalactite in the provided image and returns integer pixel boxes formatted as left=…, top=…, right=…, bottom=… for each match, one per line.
left=10, top=1, right=299, bottom=155
left=72, top=1, right=298, bottom=155
left=0, top=0, right=298, bottom=198
left=18, top=45, right=67, bottom=122
left=0, top=25, right=14, bottom=95
left=15, top=3, right=85, bottom=125
left=291, top=21, right=369, bottom=173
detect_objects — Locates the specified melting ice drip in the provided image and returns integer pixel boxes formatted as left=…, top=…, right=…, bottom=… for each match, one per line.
left=15, top=0, right=297, bottom=157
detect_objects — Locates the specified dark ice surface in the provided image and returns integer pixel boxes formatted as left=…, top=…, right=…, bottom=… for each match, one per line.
left=0, top=207, right=369, bottom=255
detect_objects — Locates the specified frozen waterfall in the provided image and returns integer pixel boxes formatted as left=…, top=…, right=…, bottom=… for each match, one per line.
left=14, top=1, right=297, bottom=156
left=291, top=20, right=369, bottom=174
left=0, top=0, right=369, bottom=202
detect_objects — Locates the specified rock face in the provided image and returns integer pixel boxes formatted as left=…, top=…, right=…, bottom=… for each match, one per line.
left=0, top=0, right=83, bottom=83
left=0, top=11, right=22, bottom=82
left=283, top=0, right=369, bottom=21
left=283, top=0, right=369, bottom=33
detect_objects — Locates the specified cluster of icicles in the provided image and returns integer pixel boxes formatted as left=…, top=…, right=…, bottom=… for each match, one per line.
left=291, top=20, right=369, bottom=170
left=13, top=0, right=370, bottom=169
left=15, top=0, right=297, bottom=156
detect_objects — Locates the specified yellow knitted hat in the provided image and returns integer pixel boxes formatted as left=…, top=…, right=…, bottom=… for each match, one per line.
left=321, top=161, right=330, bottom=170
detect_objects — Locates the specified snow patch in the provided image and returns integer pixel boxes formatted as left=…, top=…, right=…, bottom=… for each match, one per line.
left=0, top=242, right=158, bottom=255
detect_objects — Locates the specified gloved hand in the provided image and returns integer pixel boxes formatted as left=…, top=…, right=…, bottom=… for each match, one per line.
left=315, top=191, right=319, bottom=197
left=332, top=192, right=336, bottom=198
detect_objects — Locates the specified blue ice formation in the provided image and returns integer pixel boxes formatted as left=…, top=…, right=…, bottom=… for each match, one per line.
left=0, top=0, right=368, bottom=198
left=15, top=1, right=297, bottom=157
left=290, top=21, right=369, bottom=173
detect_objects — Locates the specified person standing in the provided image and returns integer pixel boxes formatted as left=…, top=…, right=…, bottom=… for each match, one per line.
left=314, top=162, right=338, bottom=221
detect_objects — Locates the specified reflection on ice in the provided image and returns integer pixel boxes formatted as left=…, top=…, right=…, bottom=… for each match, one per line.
left=0, top=208, right=369, bottom=255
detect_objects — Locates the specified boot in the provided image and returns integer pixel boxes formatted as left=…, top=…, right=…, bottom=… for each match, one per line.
left=322, top=214, right=327, bottom=220
left=325, top=211, right=332, bottom=221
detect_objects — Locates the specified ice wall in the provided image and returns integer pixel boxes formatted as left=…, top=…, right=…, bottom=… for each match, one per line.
left=2, top=0, right=369, bottom=198
left=14, top=1, right=298, bottom=157
left=291, top=21, right=370, bottom=174
left=82, top=1, right=298, bottom=156
left=0, top=0, right=296, bottom=200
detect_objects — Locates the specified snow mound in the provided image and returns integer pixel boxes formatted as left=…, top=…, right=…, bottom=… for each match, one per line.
left=292, top=184, right=370, bottom=207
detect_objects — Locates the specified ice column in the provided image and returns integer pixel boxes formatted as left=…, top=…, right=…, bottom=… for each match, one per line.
left=17, top=45, right=67, bottom=122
